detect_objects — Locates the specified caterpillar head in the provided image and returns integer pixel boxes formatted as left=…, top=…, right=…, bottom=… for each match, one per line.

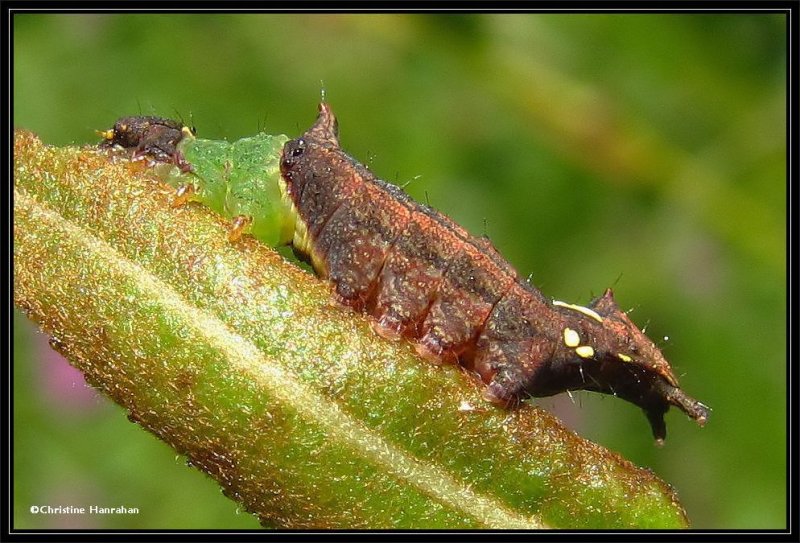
left=555, top=289, right=709, bottom=444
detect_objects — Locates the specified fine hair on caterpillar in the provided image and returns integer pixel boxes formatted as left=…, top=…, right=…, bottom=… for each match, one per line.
left=100, top=103, right=709, bottom=443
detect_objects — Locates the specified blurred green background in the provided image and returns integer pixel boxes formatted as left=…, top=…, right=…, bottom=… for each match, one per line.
left=13, top=14, right=786, bottom=529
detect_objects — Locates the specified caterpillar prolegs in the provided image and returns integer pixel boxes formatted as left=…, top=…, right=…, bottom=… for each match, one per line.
left=100, top=104, right=709, bottom=443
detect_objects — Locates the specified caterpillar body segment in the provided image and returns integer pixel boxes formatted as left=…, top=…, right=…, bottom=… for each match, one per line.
left=163, top=132, right=294, bottom=247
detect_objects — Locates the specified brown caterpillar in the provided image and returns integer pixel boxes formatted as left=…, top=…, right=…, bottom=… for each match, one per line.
left=280, top=103, right=709, bottom=443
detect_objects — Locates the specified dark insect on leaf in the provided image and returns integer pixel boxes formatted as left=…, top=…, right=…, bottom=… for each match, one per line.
left=280, top=103, right=709, bottom=443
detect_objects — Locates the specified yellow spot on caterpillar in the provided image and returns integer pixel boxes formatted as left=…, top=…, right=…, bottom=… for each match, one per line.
left=97, top=129, right=115, bottom=140
left=275, top=176, right=298, bottom=246
left=617, top=353, right=633, bottom=363
left=552, top=300, right=604, bottom=323
left=575, top=346, right=595, bottom=359
left=563, top=328, right=580, bottom=348
left=279, top=176, right=326, bottom=276
left=181, top=126, right=196, bottom=140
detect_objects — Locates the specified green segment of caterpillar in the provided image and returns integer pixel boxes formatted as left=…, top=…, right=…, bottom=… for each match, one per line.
left=162, top=130, right=294, bottom=246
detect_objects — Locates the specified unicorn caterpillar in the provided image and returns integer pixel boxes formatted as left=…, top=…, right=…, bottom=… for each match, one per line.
left=100, top=104, right=709, bottom=443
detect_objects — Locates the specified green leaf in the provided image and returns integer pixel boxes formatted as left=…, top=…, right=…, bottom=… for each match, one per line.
left=13, top=130, right=690, bottom=529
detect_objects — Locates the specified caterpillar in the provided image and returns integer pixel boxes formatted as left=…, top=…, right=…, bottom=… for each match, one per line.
left=100, top=103, right=709, bottom=443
